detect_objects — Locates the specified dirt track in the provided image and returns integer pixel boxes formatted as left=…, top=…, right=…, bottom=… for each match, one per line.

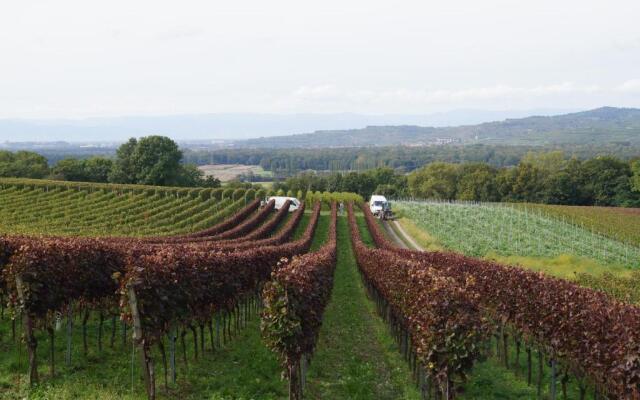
left=381, top=219, right=424, bottom=251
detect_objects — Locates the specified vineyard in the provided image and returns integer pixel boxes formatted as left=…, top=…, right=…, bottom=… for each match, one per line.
left=0, top=178, right=256, bottom=236
left=0, top=178, right=638, bottom=399
left=513, top=203, right=640, bottom=247
left=396, top=200, right=640, bottom=268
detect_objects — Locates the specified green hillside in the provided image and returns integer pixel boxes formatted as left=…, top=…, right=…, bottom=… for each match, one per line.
left=238, top=107, right=640, bottom=148
left=0, top=178, right=249, bottom=236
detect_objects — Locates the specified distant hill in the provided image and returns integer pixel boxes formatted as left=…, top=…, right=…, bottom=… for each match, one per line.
left=235, top=107, right=640, bottom=148
left=0, top=109, right=570, bottom=142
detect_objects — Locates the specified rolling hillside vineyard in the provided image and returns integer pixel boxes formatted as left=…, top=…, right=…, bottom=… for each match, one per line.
left=0, top=177, right=638, bottom=399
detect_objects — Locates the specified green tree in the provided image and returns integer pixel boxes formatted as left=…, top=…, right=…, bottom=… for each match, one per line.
left=175, top=164, right=204, bottom=187
left=541, top=158, right=586, bottom=205
left=521, top=151, right=566, bottom=173
left=203, top=175, right=222, bottom=188
left=341, top=172, right=376, bottom=198
left=581, top=156, right=634, bottom=206
left=51, top=158, right=86, bottom=181
left=326, top=173, right=343, bottom=193
left=130, top=136, right=182, bottom=185
left=109, top=136, right=205, bottom=187
left=509, top=163, right=545, bottom=202
left=374, top=184, right=401, bottom=198
left=494, top=168, right=516, bottom=200
left=51, top=157, right=112, bottom=183
left=407, top=162, right=458, bottom=200
left=456, top=163, right=498, bottom=202
left=108, top=138, right=138, bottom=184
left=83, top=157, right=113, bottom=182
left=631, top=160, right=640, bottom=193
left=0, top=151, right=49, bottom=179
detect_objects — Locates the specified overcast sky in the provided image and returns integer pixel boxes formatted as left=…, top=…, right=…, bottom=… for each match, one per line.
left=1, top=0, right=639, bottom=119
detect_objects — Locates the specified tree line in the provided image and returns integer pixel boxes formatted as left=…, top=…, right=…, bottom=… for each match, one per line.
left=183, top=143, right=640, bottom=175
left=0, top=136, right=220, bottom=188
left=2, top=140, right=639, bottom=206
left=273, top=152, right=640, bottom=207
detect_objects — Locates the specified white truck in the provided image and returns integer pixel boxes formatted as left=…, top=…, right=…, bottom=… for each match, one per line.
left=369, top=195, right=389, bottom=216
left=267, top=196, right=301, bottom=212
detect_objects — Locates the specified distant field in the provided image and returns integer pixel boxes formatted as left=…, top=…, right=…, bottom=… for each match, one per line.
left=198, top=164, right=272, bottom=182
left=514, top=203, right=640, bottom=246
left=397, top=200, right=640, bottom=269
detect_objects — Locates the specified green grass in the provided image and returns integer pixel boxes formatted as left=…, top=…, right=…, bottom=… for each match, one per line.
left=396, top=218, right=444, bottom=251
left=355, top=215, right=375, bottom=247
left=461, top=358, right=537, bottom=400
left=0, top=308, right=286, bottom=399
left=309, top=212, right=330, bottom=250
left=486, top=252, right=634, bottom=280
left=461, top=336, right=596, bottom=400
left=305, top=216, right=420, bottom=400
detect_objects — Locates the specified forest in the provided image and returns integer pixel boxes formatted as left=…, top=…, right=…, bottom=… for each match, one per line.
left=274, top=152, right=640, bottom=207
left=182, top=143, right=640, bottom=176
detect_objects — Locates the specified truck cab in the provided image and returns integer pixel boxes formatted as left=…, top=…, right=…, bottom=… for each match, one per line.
left=369, top=195, right=388, bottom=216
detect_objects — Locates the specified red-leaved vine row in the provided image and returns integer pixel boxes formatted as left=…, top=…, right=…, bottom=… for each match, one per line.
left=347, top=204, right=488, bottom=399
left=2, top=236, right=137, bottom=383
left=0, top=201, right=316, bottom=393
left=206, top=199, right=275, bottom=241
left=359, top=203, right=640, bottom=399
left=178, top=199, right=288, bottom=245
left=240, top=200, right=291, bottom=241
left=146, top=198, right=261, bottom=242
left=358, top=203, right=396, bottom=250
left=201, top=201, right=306, bottom=251
left=118, top=202, right=322, bottom=399
left=0, top=201, right=305, bottom=316
left=4, top=238, right=125, bottom=319
left=261, top=202, right=338, bottom=400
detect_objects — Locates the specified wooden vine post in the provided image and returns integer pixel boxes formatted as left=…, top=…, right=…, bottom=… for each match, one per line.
left=127, top=284, right=156, bottom=400
left=66, top=305, right=73, bottom=367
left=288, top=357, right=302, bottom=400
left=169, top=328, right=177, bottom=384
left=15, top=275, right=39, bottom=385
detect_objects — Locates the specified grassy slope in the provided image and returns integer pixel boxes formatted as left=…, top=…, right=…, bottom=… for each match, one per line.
left=0, top=311, right=288, bottom=399
left=461, top=337, right=595, bottom=400
left=396, top=218, right=444, bottom=251
left=305, top=215, right=420, bottom=399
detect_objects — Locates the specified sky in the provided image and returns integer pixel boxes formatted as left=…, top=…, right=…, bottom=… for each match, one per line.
left=1, top=0, right=639, bottom=119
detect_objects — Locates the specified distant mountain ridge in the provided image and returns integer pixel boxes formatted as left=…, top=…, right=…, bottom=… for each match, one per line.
left=235, top=107, right=640, bottom=148
left=0, top=109, right=571, bottom=142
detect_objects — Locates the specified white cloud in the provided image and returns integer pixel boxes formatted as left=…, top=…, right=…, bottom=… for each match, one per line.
left=616, top=79, right=640, bottom=93
left=284, top=82, right=609, bottom=112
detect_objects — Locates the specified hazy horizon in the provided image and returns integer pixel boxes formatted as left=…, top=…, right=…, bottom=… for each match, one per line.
left=0, top=107, right=580, bottom=142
